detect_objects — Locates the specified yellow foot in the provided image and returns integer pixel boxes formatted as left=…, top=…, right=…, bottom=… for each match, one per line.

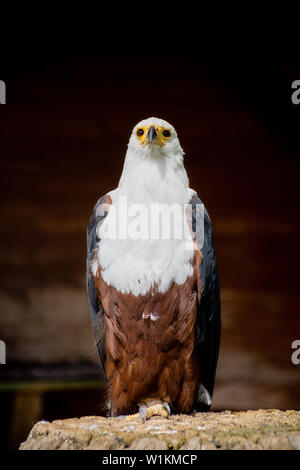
left=124, top=399, right=171, bottom=423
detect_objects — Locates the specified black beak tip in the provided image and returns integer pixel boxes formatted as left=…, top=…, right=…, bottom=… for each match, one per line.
left=147, top=125, right=157, bottom=143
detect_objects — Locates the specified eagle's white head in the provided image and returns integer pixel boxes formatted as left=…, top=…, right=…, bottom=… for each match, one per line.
left=118, top=117, right=190, bottom=201
left=128, top=117, right=183, bottom=155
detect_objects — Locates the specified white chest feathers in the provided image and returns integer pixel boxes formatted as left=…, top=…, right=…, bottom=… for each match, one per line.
left=93, top=192, right=195, bottom=296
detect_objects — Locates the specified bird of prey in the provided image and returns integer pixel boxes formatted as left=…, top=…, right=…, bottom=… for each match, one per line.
left=87, top=117, right=221, bottom=421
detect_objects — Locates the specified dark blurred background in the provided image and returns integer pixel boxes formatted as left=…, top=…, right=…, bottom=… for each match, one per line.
left=0, top=18, right=300, bottom=449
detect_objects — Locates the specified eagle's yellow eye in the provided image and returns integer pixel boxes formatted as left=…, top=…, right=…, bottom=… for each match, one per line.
left=163, top=130, right=171, bottom=138
left=137, top=128, right=144, bottom=137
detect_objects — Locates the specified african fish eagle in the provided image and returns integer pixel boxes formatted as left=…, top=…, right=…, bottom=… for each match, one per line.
left=87, top=117, right=221, bottom=421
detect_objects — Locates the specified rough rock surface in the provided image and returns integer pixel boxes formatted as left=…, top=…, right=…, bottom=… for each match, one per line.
left=19, top=410, right=300, bottom=450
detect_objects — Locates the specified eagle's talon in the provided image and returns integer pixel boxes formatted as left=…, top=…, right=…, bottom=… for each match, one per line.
left=139, top=404, right=147, bottom=423
left=162, top=402, right=171, bottom=418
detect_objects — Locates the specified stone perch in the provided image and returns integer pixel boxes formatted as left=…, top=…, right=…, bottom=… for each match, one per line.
left=19, top=410, right=300, bottom=450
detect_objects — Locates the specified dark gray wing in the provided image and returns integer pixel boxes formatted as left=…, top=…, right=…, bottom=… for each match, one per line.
left=87, top=195, right=111, bottom=382
left=190, top=194, right=221, bottom=411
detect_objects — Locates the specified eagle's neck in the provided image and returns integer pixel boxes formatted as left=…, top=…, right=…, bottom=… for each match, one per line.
left=116, top=146, right=190, bottom=206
